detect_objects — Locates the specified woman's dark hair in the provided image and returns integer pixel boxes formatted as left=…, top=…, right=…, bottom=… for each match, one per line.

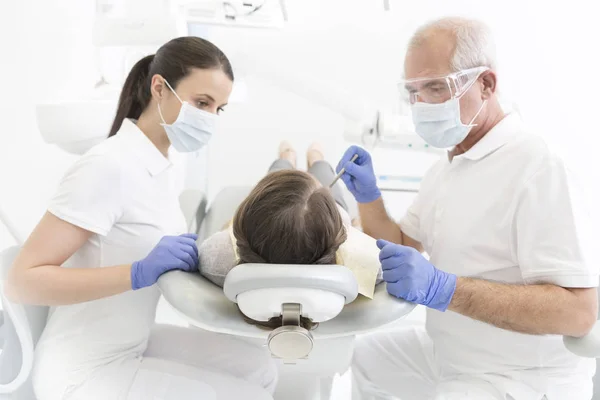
left=108, top=36, right=234, bottom=137
left=232, top=170, right=347, bottom=330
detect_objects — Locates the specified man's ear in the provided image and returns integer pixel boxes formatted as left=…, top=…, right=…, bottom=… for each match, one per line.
left=481, top=71, right=497, bottom=100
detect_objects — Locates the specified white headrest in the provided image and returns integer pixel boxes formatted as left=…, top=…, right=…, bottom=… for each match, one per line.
left=237, top=288, right=346, bottom=323
left=224, top=264, right=359, bottom=304
left=223, top=264, right=359, bottom=323
left=36, top=99, right=117, bottom=155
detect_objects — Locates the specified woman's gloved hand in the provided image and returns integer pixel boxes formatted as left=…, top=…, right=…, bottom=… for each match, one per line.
left=335, top=145, right=381, bottom=203
left=131, top=233, right=199, bottom=290
left=377, top=239, right=457, bottom=311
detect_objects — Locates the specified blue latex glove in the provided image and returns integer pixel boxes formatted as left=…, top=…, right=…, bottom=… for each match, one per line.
left=377, top=239, right=457, bottom=311
left=131, top=233, right=199, bottom=290
left=335, top=145, right=381, bottom=203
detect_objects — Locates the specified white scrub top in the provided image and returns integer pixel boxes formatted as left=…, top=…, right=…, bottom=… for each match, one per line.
left=32, top=119, right=187, bottom=399
left=399, top=114, right=598, bottom=381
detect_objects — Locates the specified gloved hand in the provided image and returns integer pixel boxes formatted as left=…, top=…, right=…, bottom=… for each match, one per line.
left=377, top=239, right=457, bottom=311
left=335, top=145, right=381, bottom=203
left=131, top=233, right=199, bottom=290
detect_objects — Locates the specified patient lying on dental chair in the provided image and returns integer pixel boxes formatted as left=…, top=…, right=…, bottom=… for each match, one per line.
left=198, top=141, right=382, bottom=313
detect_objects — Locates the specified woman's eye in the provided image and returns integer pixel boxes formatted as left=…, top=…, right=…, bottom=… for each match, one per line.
left=217, top=107, right=225, bottom=114
left=197, top=101, right=209, bottom=108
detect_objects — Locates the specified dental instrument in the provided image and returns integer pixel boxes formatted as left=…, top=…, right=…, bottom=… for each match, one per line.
left=330, top=154, right=358, bottom=188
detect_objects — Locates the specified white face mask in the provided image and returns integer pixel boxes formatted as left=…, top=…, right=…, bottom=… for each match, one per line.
left=158, top=80, right=217, bottom=153
left=411, top=96, right=487, bottom=149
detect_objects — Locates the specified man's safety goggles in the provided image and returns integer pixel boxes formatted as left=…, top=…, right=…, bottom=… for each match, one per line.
left=398, top=66, right=489, bottom=105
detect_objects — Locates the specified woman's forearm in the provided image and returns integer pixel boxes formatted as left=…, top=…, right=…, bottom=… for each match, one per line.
left=6, top=264, right=133, bottom=306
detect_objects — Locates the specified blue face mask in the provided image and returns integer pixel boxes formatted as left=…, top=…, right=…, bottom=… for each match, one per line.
left=411, top=97, right=486, bottom=149
left=158, top=80, right=218, bottom=153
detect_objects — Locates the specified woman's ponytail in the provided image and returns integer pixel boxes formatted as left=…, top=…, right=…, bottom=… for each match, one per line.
left=108, top=54, right=155, bottom=137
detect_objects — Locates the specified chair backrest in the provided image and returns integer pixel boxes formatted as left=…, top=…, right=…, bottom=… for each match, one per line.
left=0, top=245, right=49, bottom=398
left=199, top=186, right=253, bottom=241
left=35, top=101, right=116, bottom=156
left=179, top=190, right=207, bottom=235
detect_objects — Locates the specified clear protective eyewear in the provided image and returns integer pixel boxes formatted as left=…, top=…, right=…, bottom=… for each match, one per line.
left=398, top=66, right=489, bottom=105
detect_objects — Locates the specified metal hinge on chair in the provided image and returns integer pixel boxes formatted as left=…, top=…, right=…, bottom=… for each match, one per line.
left=267, top=303, right=314, bottom=363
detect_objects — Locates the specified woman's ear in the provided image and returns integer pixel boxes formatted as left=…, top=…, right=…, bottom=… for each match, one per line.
left=150, top=74, right=166, bottom=100
left=481, top=71, right=497, bottom=100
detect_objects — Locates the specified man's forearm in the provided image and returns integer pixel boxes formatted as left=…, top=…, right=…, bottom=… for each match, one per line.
left=358, top=198, right=403, bottom=243
left=448, top=277, right=597, bottom=337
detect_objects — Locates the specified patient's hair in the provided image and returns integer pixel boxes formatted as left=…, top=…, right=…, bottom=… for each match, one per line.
left=232, top=170, right=348, bottom=330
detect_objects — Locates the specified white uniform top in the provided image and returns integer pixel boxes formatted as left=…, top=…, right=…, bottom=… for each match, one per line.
left=399, top=114, right=598, bottom=380
left=32, top=120, right=187, bottom=398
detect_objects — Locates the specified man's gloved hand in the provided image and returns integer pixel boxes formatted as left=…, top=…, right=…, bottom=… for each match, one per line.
left=377, top=239, right=457, bottom=311
left=335, top=145, right=381, bottom=203
left=131, top=233, right=199, bottom=290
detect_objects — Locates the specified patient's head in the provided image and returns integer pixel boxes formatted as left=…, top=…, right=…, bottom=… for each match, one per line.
left=232, top=170, right=348, bottom=330
left=233, top=170, right=347, bottom=265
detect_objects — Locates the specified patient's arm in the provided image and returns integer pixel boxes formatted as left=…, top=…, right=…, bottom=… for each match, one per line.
left=198, top=230, right=237, bottom=287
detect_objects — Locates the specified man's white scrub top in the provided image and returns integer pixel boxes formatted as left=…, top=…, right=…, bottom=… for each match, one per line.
left=399, top=113, right=598, bottom=380
left=32, top=119, right=187, bottom=398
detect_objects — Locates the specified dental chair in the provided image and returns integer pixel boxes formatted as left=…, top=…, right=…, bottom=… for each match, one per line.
left=0, top=190, right=415, bottom=400
left=0, top=104, right=417, bottom=399
left=158, top=185, right=417, bottom=400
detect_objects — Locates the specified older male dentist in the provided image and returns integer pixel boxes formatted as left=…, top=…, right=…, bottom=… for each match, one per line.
left=337, top=17, right=598, bottom=400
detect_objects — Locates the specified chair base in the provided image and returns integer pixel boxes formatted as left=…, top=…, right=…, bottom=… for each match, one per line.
left=273, top=373, right=334, bottom=400
left=270, top=335, right=355, bottom=400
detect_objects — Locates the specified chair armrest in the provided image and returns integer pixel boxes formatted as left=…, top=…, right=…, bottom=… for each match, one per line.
left=315, top=283, right=415, bottom=337
left=563, top=321, right=600, bottom=358
left=158, top=270, right=268, bottom=338
left=0, top=311, right=4, bottom=348
left=158, top=270, right=415, bottom=340
left=0, top=246, right=35, bottom=394
left=0, top=288, right=34, bottom=394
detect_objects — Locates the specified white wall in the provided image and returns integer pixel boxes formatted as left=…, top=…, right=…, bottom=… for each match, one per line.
left=1, top=0, right=598, bottom=248
left=0, top=0, right=96, bottom=247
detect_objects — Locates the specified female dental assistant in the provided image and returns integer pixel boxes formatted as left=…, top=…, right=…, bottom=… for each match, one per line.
left=6, top=37, right=277, bottom=400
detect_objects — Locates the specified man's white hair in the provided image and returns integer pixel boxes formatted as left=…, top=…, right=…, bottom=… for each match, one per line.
left=408, top=17, right=497, bottom=72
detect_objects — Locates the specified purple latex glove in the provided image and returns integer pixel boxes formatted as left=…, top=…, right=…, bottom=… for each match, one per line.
left=377, top=239, right=457, bottom=311
left=131, top=233, right=199, bottom=290
left=335, top=145, right=381, bottom=203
